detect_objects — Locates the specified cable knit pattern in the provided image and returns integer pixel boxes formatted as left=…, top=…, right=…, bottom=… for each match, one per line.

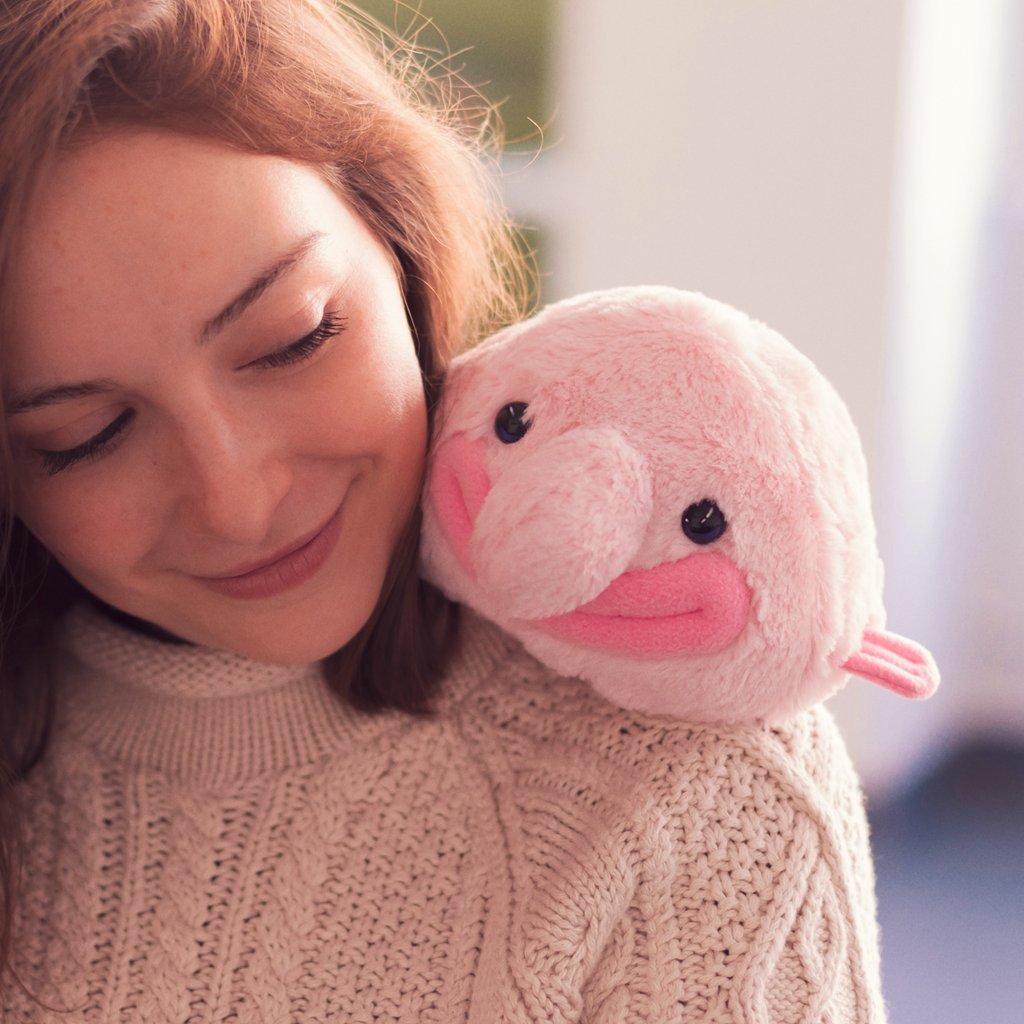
left=4, top=604, right=886, bottom=1023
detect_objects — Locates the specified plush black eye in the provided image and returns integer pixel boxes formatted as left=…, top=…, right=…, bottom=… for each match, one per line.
left=681, top=499, right=727, bottom=544
left=494, top=401, right=531, bottom=444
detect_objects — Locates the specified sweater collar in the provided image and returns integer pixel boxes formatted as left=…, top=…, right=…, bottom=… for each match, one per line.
left=55, top=603, right=400, bottom=785
left=52, top=602, right=517, bottom=786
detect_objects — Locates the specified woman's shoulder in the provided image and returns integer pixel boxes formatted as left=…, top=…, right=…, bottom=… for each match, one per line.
left=441, top=609, right=868, bottom=832
left=438, top=611, right=884, bottom=1022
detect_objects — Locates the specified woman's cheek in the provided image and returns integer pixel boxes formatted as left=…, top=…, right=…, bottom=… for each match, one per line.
left=16, top=463, right=161, bottom=577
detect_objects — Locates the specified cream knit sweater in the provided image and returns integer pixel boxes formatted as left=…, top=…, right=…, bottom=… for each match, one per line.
left=5, top=604, right=886, bottom=1023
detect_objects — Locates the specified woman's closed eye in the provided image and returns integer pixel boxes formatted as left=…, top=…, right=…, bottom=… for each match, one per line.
left=36, top=408, right=136, bottom=476
left=248, top=311, right=347, bottom=369
left=33, top=312, right=349, bottom=475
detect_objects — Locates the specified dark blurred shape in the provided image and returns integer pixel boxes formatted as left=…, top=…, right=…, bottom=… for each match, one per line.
left=353, top=0, right=554, bottom=147
left=869, top=739, right=1024, bottom=1024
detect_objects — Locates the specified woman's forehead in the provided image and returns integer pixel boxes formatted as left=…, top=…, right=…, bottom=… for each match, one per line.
left=4, top=131, right=369, bottom=377
left=21, top=131, right=334, bottom=273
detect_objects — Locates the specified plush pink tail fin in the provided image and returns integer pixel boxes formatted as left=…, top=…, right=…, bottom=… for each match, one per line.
left=841, top=629, right=940, bottom=699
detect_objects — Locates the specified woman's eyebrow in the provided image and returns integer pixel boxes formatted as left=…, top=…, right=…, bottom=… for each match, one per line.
left=199, top=230, right=325, bottom=342
left=5, top=232, right=329, bottom=415
left=7, top=379, right=119, bottom=415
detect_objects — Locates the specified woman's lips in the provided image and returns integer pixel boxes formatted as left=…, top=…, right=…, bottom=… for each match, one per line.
left=193, top=501, right=347, bottom=600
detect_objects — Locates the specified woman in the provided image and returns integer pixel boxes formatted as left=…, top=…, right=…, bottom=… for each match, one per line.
left=0, top=1, right=887, bottom=1020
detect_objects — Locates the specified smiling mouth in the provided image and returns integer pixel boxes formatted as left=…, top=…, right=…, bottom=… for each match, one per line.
left=193, top=501, right=347, bottom=600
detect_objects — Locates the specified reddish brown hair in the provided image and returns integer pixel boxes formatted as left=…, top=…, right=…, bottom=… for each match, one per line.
left=0, top=0, right=532, bottom=1001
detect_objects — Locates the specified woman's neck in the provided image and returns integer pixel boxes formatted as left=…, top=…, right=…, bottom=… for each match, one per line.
left=88, top=595, right=193, bottom=646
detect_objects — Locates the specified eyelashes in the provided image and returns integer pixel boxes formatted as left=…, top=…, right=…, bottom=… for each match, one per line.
left=35, top=312, right=348, bottom=476
left=250, top=311, right=347, bottom=369
left=39, top=408, right=135, bottom=476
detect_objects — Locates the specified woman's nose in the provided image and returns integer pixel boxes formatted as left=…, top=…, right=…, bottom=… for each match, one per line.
left=171, top=407, right=293, bottom=542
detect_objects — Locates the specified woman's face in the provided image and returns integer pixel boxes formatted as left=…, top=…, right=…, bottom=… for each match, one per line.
left=4, top=130, right=428, bottom=663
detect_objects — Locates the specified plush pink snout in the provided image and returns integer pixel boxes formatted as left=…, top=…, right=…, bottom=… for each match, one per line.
left=428, top=427, right=753, bottom=654
left=427, top=434, right=492, bottom=581
left=430, top=427, right=654, bottom=618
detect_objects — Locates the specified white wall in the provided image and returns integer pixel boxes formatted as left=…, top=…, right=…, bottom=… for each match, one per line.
left=865, top=0, right=1024, bottom=792
left=506, top=0, right=905, bottom=467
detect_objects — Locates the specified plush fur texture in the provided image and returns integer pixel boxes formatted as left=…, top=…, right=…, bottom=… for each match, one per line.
left=421, top=286, right=939, bottom=724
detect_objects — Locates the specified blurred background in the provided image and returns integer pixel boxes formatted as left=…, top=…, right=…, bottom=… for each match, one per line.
left=359, top=1, right=1023, bottom=1020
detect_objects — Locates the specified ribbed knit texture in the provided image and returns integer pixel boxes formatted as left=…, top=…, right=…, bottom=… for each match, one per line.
left=4, top=604, right=887, bottom=1022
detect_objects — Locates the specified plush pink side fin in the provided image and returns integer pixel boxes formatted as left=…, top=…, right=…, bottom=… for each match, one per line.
left=841, top=628, right=940, bottom=699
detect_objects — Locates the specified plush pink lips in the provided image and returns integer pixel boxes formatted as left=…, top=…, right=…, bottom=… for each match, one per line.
left=194, top=502, right=347, bottom=600
left=528, top=551, right=752, bottom=656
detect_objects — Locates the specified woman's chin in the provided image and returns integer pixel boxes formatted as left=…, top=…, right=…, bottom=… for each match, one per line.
left=92, top=585, right=379, bottom=666
left=189, top=602, right=377, bottom=664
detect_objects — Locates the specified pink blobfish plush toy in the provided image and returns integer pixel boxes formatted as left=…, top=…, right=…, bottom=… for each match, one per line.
left=421, top=286, right=939, bottom=725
